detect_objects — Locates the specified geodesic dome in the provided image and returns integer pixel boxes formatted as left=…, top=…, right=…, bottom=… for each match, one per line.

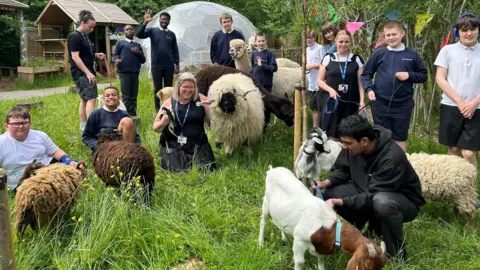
left=138, top=1, right=257, bottom=74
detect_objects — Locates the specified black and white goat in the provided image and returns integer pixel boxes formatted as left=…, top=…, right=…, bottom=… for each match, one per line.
left=295, top=128, right=342, bottom=181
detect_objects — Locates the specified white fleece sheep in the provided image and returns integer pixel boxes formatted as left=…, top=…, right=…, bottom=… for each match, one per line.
left=277, top=58, right=301, bottom=68
left=229, top=39, right=306, bottom=99
left=406, top=153, right=478, bottom=229
left=207, top=73, right=264, bottom=155
left=259, top=166, right=386, bottom=270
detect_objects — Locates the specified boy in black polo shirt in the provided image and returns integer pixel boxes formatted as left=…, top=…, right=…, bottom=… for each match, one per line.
left=137, top=10, right=179, bottom=112
left=210, top=12, right=244, bottom=68
left=114, top=25, right=146, bottom=116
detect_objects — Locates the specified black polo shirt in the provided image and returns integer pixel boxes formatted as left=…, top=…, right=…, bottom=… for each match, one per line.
left=67, top=30, right=95, bottom=75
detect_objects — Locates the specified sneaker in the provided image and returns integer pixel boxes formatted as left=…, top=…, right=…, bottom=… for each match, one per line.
left=80, top=122, right=86, bottom=131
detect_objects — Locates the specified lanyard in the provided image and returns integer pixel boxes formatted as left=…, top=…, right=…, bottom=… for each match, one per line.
left=338, top=54, right=349, bottom=82
left=175, top=100, right=190, bottom=129
left=81, top=32, right=94, bottom=57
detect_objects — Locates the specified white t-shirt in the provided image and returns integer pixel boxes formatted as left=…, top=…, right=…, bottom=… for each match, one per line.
left=434, top=42, right=480, bottom=108
left=0, top=130, right=59, bottom=188
left=321, top=52, right=364, bottom=68
left=307, top=42, right=326, bottom=91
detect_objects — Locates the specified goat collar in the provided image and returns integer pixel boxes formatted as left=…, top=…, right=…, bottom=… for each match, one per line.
left=335, top=218, right=342, bottom=249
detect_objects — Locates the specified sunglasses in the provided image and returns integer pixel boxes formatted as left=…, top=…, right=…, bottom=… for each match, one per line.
left=8, top=121, right=31, bottom=127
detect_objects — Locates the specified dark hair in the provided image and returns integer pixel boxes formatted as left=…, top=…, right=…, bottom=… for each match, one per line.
left=104, top=86, right=119, bottom=94
left=456, top=12, right=480, bottom=32
left=255, top=32, right=266, bottom=41
left=338, top=115, right=375, bottom=142
left=79, top=10, right=95, bottom=24
left=384, top=20, right=405, bottom=31
left=160, top=12, right=171, bottom=20
left=6, top=106, right=30, bottom=123
left=321, top=22, right=338, bottom=45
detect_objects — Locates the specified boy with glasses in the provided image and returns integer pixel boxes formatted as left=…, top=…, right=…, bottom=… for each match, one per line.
left=0, top=107, right=83, bottom=189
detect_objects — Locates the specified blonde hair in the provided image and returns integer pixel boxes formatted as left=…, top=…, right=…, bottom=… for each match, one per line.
left=219, top=12, right=233, bottom=23
left=335, top=30, right=352, bottom=41
left=172, top=73, right=199, bottom=101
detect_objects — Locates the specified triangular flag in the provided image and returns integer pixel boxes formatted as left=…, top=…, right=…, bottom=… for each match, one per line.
left=375, top=32, right=386, bottom=48
left=441, top=29, right=452, bottom=48
left=327, top=4, right=339, bottom=23
left=415, top=14, right=434, bottom=36
left=346, top=22, right=365, bottom=35
left=385, top=10, right=400, bottom=20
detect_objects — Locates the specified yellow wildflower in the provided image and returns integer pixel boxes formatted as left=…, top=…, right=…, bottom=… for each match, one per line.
left=119, top=172, right=124, bottom=177
left=71, top=216, right=76, bottom=220
left=110, top=165, right=114, bottom=169
left=110, top=175, right=115, bottom=178
left=78, top=217, right=83, bottom=222
left=113, top=201, right=118, bottom=207
left=156, top=234, right=160, bottom=238
left=174, top=234, right=180, bottom=238
left=117, top=166, right=120, bottom=170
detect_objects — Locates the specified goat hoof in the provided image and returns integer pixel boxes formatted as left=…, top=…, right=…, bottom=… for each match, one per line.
left=215, top=141, right=223, bottom=149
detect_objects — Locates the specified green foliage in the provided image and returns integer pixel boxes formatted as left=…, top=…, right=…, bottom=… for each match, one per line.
left=1, top=76, right=479, bottom=269
left=0, top=12, right=20, bottom=68
left=21, top=57, right=58, bottom=68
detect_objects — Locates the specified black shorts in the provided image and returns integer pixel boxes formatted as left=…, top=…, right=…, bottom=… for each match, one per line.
left=439, top=104, right=480, bottom=151
left=72, top=72, right=98, bottom=101
left=309, top=90, right=328, bottom=111
left=372, top=101, right=413, bottom=141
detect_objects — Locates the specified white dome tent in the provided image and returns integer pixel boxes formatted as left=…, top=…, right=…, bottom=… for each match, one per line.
left=138, top=1, right=257, bottom=74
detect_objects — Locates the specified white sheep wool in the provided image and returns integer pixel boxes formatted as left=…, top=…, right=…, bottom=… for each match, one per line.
left=208, top=73, right=264, bottom=154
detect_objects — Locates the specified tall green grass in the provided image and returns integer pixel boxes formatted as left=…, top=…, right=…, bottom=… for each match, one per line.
left=1, top=75, right=479, bottom=269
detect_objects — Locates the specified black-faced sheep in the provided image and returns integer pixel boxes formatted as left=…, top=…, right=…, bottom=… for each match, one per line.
left=92, top=130, right=155, bottom=204
left=206, top=73, right=264, bottom=155
left=195, top=64, right=294, bottom=127
left=14, top=161, right=84, bottom=238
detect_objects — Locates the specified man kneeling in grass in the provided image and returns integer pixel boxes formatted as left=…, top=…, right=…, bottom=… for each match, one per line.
left=0, top=107, right=83, bottom=190
left=82, top=86, right=141, bottom=153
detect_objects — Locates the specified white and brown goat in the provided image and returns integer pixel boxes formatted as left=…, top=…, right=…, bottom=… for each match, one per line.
left=259, top=166, right=386, bottom=270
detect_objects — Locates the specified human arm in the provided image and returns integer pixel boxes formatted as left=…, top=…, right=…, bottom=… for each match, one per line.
left=307, top=45, right=326, bottom=70
left=173, top=33, right=180, bottom=73
left=133, top=44, right=146, bottom=64
left=317, top=55, right=338, bottom=99
left=81, top=111, right=99, bottom=151
left=70, top=51, right=96, bottom=84
left=318, top=149, right=351, bottom=189
left=261, top=51, right=278, bottom=73
left=200, top=94, right=210, bottom=118
left=405, top=52, right=428, bottom=83
left=356, top=55, right=366, bottom=108
left=113, top=42, right=122, bottom=66
left=152, top=99, right=173, bottom=133
left=210, top=33, right=218, bottom=64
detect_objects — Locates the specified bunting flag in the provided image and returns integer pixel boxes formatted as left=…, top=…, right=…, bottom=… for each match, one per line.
left=327, top=4, right=339, bottom=23
left=415, top=14, right=434, bottom=36
left=375, top=32, right=386, bottom=48
left=312, top=7, right=317, bottom=18
left=385, top=10, right=400, bottom=20
left=346, top=22, right=365, bottom=35
left=441, top=29, right=452, bottom=48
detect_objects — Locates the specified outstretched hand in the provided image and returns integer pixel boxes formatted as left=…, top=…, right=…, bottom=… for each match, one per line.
left=144, top=9, right=152, bottom=24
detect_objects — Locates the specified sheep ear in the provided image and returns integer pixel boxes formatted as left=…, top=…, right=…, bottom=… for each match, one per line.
left=367, top=243, right=377, bottom=257
left=312, top=137, right=323, bottom=145
left=268, top=165, right=273, bottom=170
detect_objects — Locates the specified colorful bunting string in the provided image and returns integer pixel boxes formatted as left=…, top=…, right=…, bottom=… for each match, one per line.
left=327, top=4, right=338, bottom=23
left=415, top=14, right=434, bottom=36
left=441, top=29, right=452, bottom=48
left=346, top=22, right=365, bottom=35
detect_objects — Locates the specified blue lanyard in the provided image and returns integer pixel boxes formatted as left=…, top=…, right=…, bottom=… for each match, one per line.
left=81, top=32, right=94, bottom=57
left=338, top=54, right=349, bottom=82
left=175, top=100, right=190, bottom=128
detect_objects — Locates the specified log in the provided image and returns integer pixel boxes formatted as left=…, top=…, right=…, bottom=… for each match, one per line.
left=15, top=101, right=43, bottom=111
left=0, top=169, right=16, bottom=270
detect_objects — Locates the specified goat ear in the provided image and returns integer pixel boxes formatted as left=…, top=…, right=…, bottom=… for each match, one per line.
left=346, top=252, right=364, bottom=270
left=312, top=137, right=323, bottom=145
left=380, top=241, right=386, bottom=256
left=367, top=243, right=377, bottom=257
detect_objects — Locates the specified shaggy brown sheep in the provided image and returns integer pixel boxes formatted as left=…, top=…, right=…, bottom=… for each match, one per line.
left=14, top=162, right=84, bottom=238
left=92, top=130, right=155, bottom=204
left=195, top=65, right=294, bottom=127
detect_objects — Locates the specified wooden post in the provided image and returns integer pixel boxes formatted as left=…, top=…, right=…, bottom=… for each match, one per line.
left=37, top=22, right=43, bottom=56
left=294, top=83, right=302, bottom=172
left=0, top=169, right=16, bottom=270
left=105, top=25, right=111, bottom=64
left=95, top=26, right=99, bottom=53
left=301, top=14, right=308, bottom=142
left=60, top=40, right=69, bottom=72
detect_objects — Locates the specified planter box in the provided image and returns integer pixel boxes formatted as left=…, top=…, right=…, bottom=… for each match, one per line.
left=17, top=66, right=60, bottom=84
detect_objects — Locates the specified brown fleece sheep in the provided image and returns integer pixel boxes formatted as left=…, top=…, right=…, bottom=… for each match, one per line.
left=92, top=130, right=155, bottom=204
left=195, top=64, right=294, bottom=127
left=14, top=162, right=83, bottom=237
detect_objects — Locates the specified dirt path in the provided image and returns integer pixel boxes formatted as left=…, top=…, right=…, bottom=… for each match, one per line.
left=0, top=83, right=110, bottom=101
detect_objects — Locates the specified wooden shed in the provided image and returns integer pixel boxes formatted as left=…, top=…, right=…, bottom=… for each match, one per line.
left=34, top=0, right=138, bottom=72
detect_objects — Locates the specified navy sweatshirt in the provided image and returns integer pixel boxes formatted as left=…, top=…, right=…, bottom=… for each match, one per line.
left=361, top=47, right=427, bottom=106
left=136, top=25, right=179, bottom=68
left=82, top=108, right=141, bottom=151
left=250, top=50, right=278, bottom=89
left=113, top=40, right=146, bottom=73
left=210, top=30, right=244, bottom=66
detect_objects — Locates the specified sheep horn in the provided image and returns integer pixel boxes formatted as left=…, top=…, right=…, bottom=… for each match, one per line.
left=243, top=88, right=259, bottom=98
left=196, top=100, right=215, bottom=107
left=367, top=243, right=377, bottom=257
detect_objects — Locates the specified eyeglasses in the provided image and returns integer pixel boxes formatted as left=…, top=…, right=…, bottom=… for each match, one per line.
left=7, top=121, right=31, bottom=127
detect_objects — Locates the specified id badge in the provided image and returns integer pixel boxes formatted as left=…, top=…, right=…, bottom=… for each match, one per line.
left=178, top=135, right=187, bottom=144
left=338, top=84, right=348, bottom=93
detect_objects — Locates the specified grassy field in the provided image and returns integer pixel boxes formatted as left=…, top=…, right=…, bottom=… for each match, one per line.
left=1, top=76, right=479, bottom=269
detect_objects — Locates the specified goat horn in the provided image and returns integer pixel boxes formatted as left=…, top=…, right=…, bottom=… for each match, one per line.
left=196, top=100, right=215, bottom=107
left=380, top=241, right=386, bottom=255
left=367, top=243, right=377, bottom=257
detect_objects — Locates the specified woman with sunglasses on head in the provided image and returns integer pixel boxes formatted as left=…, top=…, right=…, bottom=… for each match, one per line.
left=0, top=107, right=83, bottom=190
left=317, top=30, right=365, bottom=139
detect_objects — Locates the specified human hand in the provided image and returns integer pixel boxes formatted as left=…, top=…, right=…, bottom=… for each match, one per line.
left=144, top=9, right=152, bottom=24
left=131, top=47, right=140, bottom=54
left=368, top=91, right=376, bottom=101
left=455, top=99, right=466, bottom=113
left=328, top=89, right=339, bottom=100
left=326, top=199, right=336, bottom=208
left=114, top=59, right=121, bottom=66
left=315, top=180, right=329, bottom=190
left=395, top=72, right=409, bottom=81
left=174, top=64, right=179, bottom=74
left=461, top=101, right=477, bottom=119
left=96, top=53, right=106, bottom=60
left=359, top=101, right=366, bottom=111
left=256, top=56, right=262, bottom=66
left=306, top=64, right=312, bottom=70
left=326, top=198, right=342, bottom=208
left=86, top=72, right=96, bottom=84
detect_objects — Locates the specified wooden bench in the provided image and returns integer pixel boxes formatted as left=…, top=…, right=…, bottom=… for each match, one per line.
left=0, top=66, right=16, bottom=81
left=17, top=66, right=60, bottom=84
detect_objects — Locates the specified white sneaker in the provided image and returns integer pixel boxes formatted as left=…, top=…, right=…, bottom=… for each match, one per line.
left=80, top=122, right=86, bottom=131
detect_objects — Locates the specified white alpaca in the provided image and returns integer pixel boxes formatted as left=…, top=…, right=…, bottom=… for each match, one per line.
left=259, top=166, right=386, bottom=270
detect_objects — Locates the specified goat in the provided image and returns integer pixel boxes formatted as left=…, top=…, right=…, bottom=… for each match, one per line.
left=259, top=166, right=386, bottom=270
left=295, top=127, right=342, bottom=181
